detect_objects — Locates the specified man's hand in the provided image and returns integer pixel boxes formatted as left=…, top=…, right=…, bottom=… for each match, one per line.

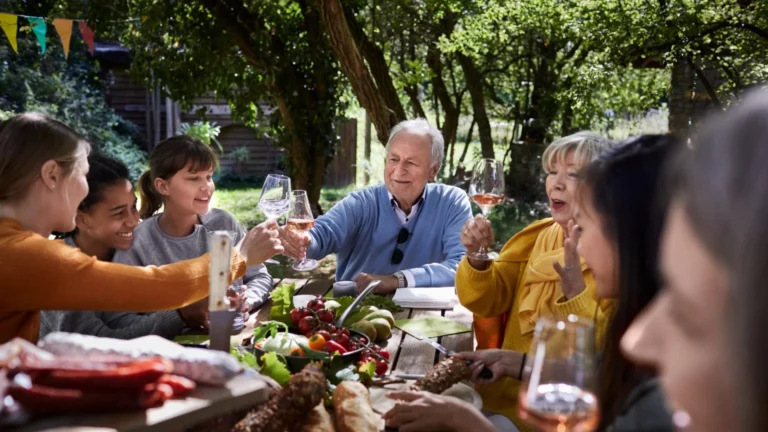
left=455, top=349, right=523, bottom=385
left=277, top=226, right=310, bottom=260
left=353, top=273, right=399, bottom=294
left=383, top=390, right=495, bottom=432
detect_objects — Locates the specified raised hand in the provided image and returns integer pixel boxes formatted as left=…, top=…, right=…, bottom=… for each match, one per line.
left=277, top=225, right=310, bottom=260
left=239, top=219, right=284, bottom=266
left=553, top=219, right=587, bottom=300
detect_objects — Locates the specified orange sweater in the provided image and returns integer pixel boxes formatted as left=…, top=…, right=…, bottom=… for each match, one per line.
left=0, top=218, right=247, bottom=343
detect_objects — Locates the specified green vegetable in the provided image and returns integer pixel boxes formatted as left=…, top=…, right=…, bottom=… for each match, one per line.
left=253, top=321, right=290, bottom=344
left=174, top=335, right=209, bottom=345
left=329, top=296, right=356, bottom=317
left=230, top=346, right=258, bottom=369
left=357, top=360, right=376, bottom=382
left=297, top=343, right=331, bottom=361
left=259, top=352, right=292, bottom=386
left=360, top=295, right=402, bottom=312
left=269, top=282, right=298, bottom=325
left=262, top=334, right=308, bottom=356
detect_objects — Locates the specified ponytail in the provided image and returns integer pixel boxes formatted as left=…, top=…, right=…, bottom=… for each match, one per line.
left=138, top=170, right=163, bottom=219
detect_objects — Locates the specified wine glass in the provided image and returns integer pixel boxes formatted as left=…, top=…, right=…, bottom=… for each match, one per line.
left=288, top=190, right=318, bottom=272
left=468, top=158, right=505, bottom=260
left=518, top=315, right=600, bottom=432
left=258, top=174, right=291, bottom=220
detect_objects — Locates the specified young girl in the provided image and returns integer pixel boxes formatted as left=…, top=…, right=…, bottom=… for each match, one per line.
left=0, top=112, right=282, bottom=343
left=383, top=136, right=676, bottom=432
left=106, top=135, right=274, bottom=337
left=39, top=154, right=212, bottom=339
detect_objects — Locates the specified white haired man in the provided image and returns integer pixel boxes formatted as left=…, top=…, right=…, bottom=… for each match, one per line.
left=279, top=118, right=472, bottom=294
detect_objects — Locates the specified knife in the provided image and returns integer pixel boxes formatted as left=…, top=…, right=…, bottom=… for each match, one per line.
left=208, top=231, right=238, bottom=352
left=410, top=330, right=494, bottom=380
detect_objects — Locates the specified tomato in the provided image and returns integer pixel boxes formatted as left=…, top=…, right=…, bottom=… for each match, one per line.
left=375, top=360, right=388, bottom=376
left=290, top=307, right=311, bottom=325
left=308, top=334, right=327, bottom=351
left=317, top=309, right=334, bottom=323
left=332, top=333, right=350, bottom=350
left=315, top=330, right=332, bottom=342
left=307, top=297, right=325, bottom=312
left=325, top=340, right=348, bottom=355
left=289, top=347, right=305, bottom=357
left=298, top=316, right=318, bottom=335
left=378, top=350, right=391, bottom=360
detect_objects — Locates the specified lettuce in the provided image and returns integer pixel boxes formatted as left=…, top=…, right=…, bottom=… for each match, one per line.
left=269, top=282, right=298, bottom=325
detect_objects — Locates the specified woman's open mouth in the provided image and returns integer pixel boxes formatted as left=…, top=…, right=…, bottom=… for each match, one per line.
left=116, top=232, right=133, bottom=239
left=551, top=199, right=567, bottom=211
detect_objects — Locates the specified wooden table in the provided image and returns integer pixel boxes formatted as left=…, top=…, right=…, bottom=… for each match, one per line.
left=237, top=278, right=476, bottom=377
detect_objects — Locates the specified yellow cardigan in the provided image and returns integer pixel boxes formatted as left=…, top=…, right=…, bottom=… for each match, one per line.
left=456, top=218, right=613, bottom=428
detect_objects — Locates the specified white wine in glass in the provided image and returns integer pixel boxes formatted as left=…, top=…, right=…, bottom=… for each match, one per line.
left=258, top=174, right=291, bottom=219
left=518, top=315, right=600, bottom=432
left=468, top=158, right=505, bottom=260
left=288, top=190, right=318, bottom=272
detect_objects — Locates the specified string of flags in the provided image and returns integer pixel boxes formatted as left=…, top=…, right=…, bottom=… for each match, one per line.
left=0, top=13, right=96, bottom=58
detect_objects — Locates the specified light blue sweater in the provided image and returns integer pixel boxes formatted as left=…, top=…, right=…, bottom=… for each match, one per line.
left=307, top=183, right=472, bottom=286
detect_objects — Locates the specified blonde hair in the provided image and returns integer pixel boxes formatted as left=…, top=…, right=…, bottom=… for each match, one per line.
left=541, top=131, right=614, bottom=173
left=0, top=112, right=90, bottom=202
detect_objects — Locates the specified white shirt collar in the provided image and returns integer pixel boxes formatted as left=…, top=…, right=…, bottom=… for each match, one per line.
left=388, top=189, right=426, bottom=225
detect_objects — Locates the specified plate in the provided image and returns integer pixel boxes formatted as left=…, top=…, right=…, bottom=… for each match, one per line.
left=293, top=294, right=316, bottom=309
left=368, top=381, right=483, bottom=414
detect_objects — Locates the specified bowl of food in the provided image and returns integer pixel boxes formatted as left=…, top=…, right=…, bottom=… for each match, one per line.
left=251, top=322, right=371, bottom=373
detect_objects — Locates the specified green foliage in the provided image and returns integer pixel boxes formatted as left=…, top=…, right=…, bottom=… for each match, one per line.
left=269, top=282, right=298, bottom=325
left=179, top=121, right=223, bottom=153
left=230, top=146, right=251, bottom=163
left=258, top=352, right=292, bottom=385
left=0, top=35, right=147, bottom=181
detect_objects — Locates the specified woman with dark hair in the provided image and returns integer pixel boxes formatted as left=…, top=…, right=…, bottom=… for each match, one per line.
left=383, top=136, right=676, bottom=432
left=621, top=89, right=768, bottom=432
left=0, top=112, right=283, bottom=343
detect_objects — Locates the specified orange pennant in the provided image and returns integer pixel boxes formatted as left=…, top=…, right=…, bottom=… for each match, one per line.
left=0, top=13, right=18, bottom=53
left=53, top=19, right=73, bottom=58
left=78, top=20, right=95, bottom=54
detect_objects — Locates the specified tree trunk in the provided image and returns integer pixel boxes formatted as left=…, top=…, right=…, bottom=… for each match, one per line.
left=405, top=85, right=427, bottom=118
left=457, top=53, right=494, bottom=159
left=316, top=0, right=399, bottom=144
left=427, top=47, right=459, bottom=163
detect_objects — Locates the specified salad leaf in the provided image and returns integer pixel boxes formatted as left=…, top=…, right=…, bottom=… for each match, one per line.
left=253, top=321, right=290, bottom=344
left=328, top=296, right=356, bottom=317
left=174, top=335, right=209, bottom=345
left=297, top=343, right=331, bottom=361
left=360, top=295, right=402, bottom=312
left=269, top=283, right=298, bottom=325
left=259, top=352, right=292, bottom=386
left=357, top=360, right=376, bottom=382
left=230, top=346, right=258, bottom=369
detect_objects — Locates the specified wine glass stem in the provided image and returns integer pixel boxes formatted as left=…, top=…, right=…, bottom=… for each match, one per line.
left=478, top=207, right=491, bottom=254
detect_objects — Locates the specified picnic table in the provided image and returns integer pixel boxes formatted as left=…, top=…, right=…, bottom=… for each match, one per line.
left=234, top=277, right=476, bottom=377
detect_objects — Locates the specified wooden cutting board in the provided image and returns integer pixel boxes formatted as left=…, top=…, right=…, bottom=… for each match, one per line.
left=13, top=371, right=277, bottom=432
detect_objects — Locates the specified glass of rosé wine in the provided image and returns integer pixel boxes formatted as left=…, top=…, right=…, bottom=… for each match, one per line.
left=467, top=158, right=505, bottom=260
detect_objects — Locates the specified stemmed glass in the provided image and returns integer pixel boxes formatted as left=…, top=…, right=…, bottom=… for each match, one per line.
left=518, top=315, right=600, bottom=432
left=257, top=174, right=291, bottom=220
left=468, top=158, right=505, bottom=260
left=287, top=190, right=318, bottom=272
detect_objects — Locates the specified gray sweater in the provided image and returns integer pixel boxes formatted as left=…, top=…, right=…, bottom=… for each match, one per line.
left=39, top=209, right=273, bottom=340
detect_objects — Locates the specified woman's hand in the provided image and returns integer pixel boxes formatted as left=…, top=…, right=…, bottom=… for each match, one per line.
left=238, top=219, right=284, bottom=266
left=461, top=215, right=494, bottom=269
left=455, top=349, right=522, bottom=385
left=383, top=390, right=495, bottom=432
left=554, top=219, right=587, bottom=300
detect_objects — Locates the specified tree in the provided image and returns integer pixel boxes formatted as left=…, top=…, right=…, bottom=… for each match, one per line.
left=55, top=0, right=348, bottom=212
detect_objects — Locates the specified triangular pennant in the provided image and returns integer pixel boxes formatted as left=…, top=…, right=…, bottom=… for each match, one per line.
left=78, top=21, right=95, bottom=54
left=53, top=18, right=73, bottom=59
left=0, top=13, right=18, bottom=53
left=26, top=17, right=47, bottom=54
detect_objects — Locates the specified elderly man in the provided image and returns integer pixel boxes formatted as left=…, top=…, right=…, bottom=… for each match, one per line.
left=280, top=118, right=472, bottom=294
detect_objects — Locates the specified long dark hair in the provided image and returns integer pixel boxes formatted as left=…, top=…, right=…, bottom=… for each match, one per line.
left=674, top=89, right=768, bottom=432
left=137, top=135, right=218, bottom=219
left=578, top=135, right=679, bottom=429
left=56, top=153, right=132, bottom=238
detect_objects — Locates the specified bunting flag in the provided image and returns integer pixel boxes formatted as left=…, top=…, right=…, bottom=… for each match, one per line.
left=0, top=13, right=18, bottom=53
left=78, top=20, right=95, bottom=54
left=53, top=18, right=73, bottom=59
left=26, top=16, right=47, bottom=54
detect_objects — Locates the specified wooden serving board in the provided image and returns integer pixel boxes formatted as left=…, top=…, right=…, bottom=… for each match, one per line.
left=13, top=372, right=277, bottom=432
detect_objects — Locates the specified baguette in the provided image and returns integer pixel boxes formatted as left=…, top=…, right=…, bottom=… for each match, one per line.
left=300, top=403, right=335, bottom=432
left=333, top=381, right=378, bottom=432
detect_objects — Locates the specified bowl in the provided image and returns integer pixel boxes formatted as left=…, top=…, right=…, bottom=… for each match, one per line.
left=251, top=327, right=371, bottom=373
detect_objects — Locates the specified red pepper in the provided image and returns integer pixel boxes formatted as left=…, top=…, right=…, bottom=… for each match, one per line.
left=325, top=340, right=348, bottom=355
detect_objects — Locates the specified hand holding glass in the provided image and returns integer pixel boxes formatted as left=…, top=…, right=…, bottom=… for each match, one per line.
left=288, top=190, right=318, bottom=272
left=468, top=158, right=505, bottom=260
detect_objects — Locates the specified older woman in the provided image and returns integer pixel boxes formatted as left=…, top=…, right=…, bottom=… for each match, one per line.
left=620, top=90, right=768, bottom=432
left=455, top=131, right=615, bottom=427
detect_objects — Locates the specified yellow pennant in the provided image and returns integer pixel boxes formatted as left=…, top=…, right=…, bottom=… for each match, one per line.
left=0, top=13, right=18, bottom=53
left=53, top=18, right=73, bottom=59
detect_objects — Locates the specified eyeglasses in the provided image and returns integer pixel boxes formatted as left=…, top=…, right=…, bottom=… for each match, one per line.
left=391, top=227, right=411, bottom=265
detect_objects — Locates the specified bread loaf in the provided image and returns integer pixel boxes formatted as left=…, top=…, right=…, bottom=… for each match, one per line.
left=333, top=381, right=378, bottom=432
